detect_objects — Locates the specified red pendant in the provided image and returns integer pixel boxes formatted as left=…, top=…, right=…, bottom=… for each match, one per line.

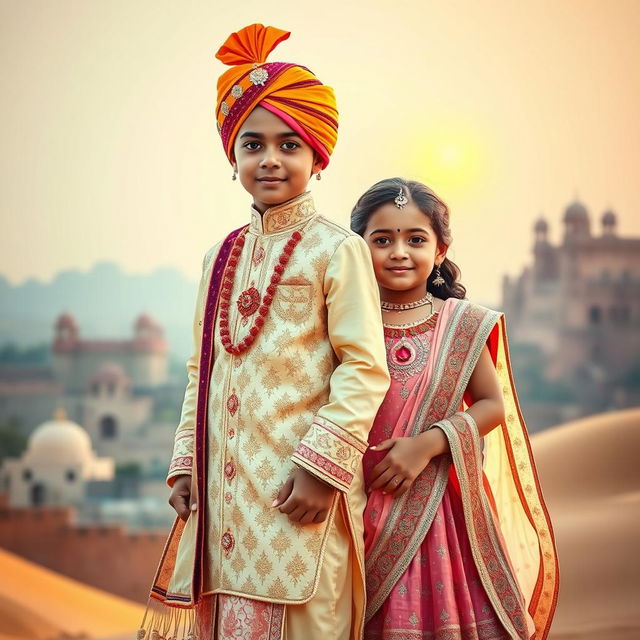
left=237, top=286, right=260, bottom=317
left=396, top=346, right=412, bottom=363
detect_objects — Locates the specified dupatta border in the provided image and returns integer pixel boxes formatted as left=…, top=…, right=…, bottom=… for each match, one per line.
left=138, top=228, right=247, bottom=637
left=438, top=412, right=529, bottom=639
left=192, top=225, right=248, bottom=602
left=147, top=226, right=247, bottom=608
left=365, top=300, right=500, bottom=621
left=489, top=317, right=559, bottom=638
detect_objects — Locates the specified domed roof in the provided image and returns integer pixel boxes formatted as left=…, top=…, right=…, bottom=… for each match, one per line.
left=135, top=313, right=155, bottom=329
left=55, top=312, right=78, bottom=329
left=25, top=408, right=93, bottom=466
left=602, top=209, right=617, bottom=226
left=534, top=217, right=548, bottom=233
left=564, top=200, right=589, bottom=223
left=90, top=361, right=129, bottom=385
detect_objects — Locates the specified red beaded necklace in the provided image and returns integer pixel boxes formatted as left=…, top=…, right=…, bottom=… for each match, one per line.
left=218, top=227, right=303, bottom=355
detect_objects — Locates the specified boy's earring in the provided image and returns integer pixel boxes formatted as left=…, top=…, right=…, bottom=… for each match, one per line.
left=316, top=171, right=322, bottom=181
left=232, top=169, right=237, bottom=181
left=433, top=264, right=445, bottom=287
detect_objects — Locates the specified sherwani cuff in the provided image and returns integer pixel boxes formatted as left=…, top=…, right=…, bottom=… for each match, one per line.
left=291, top=416, right=367, bottom=492
left=166, top=431, right=194, bottom=487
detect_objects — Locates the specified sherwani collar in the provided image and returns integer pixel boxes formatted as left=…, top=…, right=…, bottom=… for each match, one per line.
left=249, top=191, right=317, bottom=236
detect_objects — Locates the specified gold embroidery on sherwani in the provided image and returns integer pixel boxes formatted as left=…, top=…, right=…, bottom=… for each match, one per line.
left=240, top=577, right=256, bottom=593
left=262, top=366, right=282, bottom=393
left=267, top=577, right=288, bottom=599
left=242, top=528, right=258, bottom=554
left=304, top=531, right=323, bottom=555
left=230, top=552, right=246, bottom=576
left=303, top=230, right=322, bottom=252
left=291, top=416, right=309, bottom=438
left=256, top=505, right=278, bottom=532
left=255, top=458, right=276, bottom=488
left=271, top=528, right=290, bottom=560
left=241, top=433, right=260, bottom=460
left=273, top=434, right=292, bottom=461
left=164, top=192, right=390, bottom=612
left=255, top=551, right=273, bottom=579
left=273, top=283, right=313, bottom=323
left=260, top=194, right=317, bottom=234
left=286, top=553, right=307, bottom=585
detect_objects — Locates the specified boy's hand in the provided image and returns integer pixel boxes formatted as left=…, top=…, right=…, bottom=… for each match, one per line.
left=273, top=467, right=337, bottom=525
left=169, top=474, right=195, bottom=522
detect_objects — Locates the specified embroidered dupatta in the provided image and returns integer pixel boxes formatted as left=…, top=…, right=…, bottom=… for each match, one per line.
left=364, top=299, right=558, bottom=640
left=138, top=226, right=248, bottom=634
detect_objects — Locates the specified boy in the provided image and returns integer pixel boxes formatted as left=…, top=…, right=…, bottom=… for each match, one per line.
left=141, top=24, right=389, bottom=640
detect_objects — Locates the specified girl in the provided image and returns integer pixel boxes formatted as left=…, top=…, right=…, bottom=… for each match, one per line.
left=351, top=178, right=558, bottom=640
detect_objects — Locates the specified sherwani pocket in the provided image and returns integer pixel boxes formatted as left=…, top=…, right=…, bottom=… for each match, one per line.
left=273, top=280, right=314, bottom=326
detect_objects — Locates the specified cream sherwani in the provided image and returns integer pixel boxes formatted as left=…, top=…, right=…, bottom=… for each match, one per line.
left=165, top=192, right=389, bottom=637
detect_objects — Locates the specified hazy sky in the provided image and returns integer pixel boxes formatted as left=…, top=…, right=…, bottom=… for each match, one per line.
left=1, top=0, right=639, bottom=304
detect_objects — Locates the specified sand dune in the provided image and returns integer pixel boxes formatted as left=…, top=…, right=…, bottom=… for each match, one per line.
left=1, top=408, right=637, bottom=640
left=531, top=407, right=640, bottom=640
left=0, top=547, right=144, bottom=640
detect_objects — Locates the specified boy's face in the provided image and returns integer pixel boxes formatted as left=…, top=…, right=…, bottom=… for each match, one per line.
left=363, top=201, right=447, bottom=297
left=232, top=106, right=323, bottom=213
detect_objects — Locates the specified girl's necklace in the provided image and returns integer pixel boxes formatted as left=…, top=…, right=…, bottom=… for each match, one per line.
left=381, top=292, right=433, bottom=312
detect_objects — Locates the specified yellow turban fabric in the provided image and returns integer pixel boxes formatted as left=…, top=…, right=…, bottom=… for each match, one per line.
left=215, top=24, right=338, bottom=169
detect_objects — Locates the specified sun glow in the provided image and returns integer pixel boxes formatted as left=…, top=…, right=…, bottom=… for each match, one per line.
left=409, top=118, right=491, bottom=200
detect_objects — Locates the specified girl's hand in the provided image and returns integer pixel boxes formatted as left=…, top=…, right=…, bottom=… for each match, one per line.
left=369, top=430, right=447, bottom=497
left=273, top=467, right=337, bottom=525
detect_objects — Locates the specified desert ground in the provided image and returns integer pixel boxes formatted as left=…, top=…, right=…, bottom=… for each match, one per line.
left=1, top=408, right=638, bottom=639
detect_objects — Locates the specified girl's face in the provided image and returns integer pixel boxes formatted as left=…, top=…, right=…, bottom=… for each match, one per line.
left=232, top=106, right=323, bottom=213
left=363, top=201, right=447, bottom=299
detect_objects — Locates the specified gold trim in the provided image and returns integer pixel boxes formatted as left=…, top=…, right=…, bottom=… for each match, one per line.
left=249, top=192, right=317, bottom=235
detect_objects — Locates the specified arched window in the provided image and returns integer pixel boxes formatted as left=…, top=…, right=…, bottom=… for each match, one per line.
left=22, top=469, right=32, bottom=481
left=588, top=306, right=601, bottom=325
left=66, top=470, right=76, bottom=482
left=31, top=483, right=46, bottom=506
left=100, top=415, right=118, bottom=439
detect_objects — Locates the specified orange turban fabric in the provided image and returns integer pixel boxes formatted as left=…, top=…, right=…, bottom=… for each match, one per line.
left=215, top=24, right=338, bottom=169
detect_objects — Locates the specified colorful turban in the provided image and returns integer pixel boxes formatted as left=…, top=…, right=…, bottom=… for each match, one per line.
left=215, top=24, right=338, bottom=169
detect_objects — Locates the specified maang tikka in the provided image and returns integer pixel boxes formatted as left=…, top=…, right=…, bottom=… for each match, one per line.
left=394, top=188, right=409, bottom=209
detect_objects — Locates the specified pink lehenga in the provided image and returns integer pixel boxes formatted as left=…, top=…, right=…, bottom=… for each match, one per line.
left=363, top=299, right=559, bottom=640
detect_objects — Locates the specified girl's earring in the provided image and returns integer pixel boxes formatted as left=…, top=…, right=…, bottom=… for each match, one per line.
left=433, top=264, right=445, bottom=287
left=315, top=171, right=322, bottom=181
left=232, top=169, right=238, bottom=181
